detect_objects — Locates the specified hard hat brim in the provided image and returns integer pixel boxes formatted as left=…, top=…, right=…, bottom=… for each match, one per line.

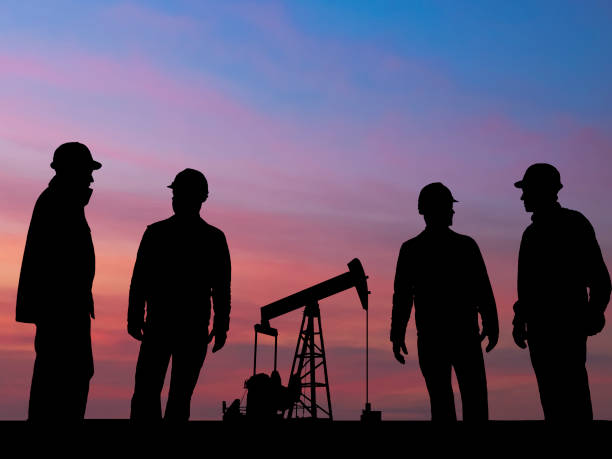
left=50, top=159, right=102, bottom=170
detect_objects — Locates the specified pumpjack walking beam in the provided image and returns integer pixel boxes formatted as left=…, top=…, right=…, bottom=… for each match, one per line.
left=259, top=259, right=369, bottom=330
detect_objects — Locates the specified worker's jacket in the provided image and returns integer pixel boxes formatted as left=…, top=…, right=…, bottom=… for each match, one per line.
left=128, top=215, right=231, bottom=334
left=16, top=177, right=96, bottom=324
left=514, top=204, right=611, bottom=333
left=391, top=227, right=498, bottom=342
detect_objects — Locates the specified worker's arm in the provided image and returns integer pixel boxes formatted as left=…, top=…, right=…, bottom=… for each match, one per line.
left=127, top=227, right=151, bottom=341
left=513, top=230, right=531, bottom=349
left=16, top=197, right=48, bottom=324
left=209, top=230, right=231, bottom=353
left=471, top=239, right=499, bottom=353
left=582, top=217, right=611, bottom=336
left=391, top=242, right=413, bottom=364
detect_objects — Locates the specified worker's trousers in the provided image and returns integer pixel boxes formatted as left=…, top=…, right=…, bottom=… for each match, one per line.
left=417, top=334, right=488, bottom=421
left=130, top=327, right=208, bottom=421
left=528, top=332, right=592, bottom=421
left=28, top=316, right=93, bottom=421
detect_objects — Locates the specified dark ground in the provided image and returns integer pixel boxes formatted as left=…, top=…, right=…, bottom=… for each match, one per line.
left=0, top=420, right=608, bottom=455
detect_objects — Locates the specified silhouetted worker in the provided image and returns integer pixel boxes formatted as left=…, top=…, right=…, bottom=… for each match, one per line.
left=128, top=168, right=231, bottom=421
left=16, top=142, right=101, bottom=420
left=512, top=163, right=611, bottom=421
left=391, top=183, right=499, bottom=421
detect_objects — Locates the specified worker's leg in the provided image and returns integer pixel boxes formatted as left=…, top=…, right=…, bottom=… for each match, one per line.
left=71, top=377, right=91, bottom=419
left=453, top=337, right=488, bottom=421
left=56, top=375, right=91, bottom=420
left=29, top=317, right=93, bottom=421
left=28, top=336, right=55, bottom=421
left=563, top=335, right=592, bottom=420
left=64, top=316, right=94, bottom=420
left=130, top=330, right=171, bottom=420
left=418, top=336, right=456, bottom=421
left=528, top=336, right=556, bottom=419
left=164, top=331, right=208, bottom=421
left=529, top=333, right=592, bottom=421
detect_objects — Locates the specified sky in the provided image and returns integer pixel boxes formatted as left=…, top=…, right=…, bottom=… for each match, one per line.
left=1, top=0, right=611, bottom=420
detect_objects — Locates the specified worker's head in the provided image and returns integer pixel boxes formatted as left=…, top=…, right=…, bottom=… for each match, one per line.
left=514, top=163, right=562, bottom=212
left=418, top=182, right=457, bottom=228
left=51, top=142, right=101, bottom=189
left=168, top=168, right=209, bottom=216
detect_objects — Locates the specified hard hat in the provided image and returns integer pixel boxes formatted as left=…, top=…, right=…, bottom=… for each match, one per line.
left=514, top=163, right=562, bottom=192
left=418, top=182, right=458, bottom=215
left=168, top=168, right=209, bottom=199
left=50, top=142, right=102, bottom=171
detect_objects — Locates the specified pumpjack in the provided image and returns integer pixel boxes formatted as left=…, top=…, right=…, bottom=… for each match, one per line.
left=223, top=258, right=381, bottom=421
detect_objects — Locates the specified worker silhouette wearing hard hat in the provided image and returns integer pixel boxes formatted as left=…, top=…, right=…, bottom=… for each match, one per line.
left=391, top=183, right=499, bottom=421
left=16, top=142, right=101, bottom=420
left=512, top=163, right=610, bottom=420
left=128, top=168, right=231, bottom=421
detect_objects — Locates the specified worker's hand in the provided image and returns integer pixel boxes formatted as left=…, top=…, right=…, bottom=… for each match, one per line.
left=208, top=327, right=227, bottom=353
left=512, top=321, right=527, bottom=349
left=392, top=340, right=408, bottom=364
left=585, top=312, right=606, bottom=336
left=128, top=322, right=144, bottom=341
left=480, top=325, right=499, bottom=353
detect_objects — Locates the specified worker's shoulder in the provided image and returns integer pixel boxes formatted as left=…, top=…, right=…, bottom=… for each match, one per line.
left=32, top=186, right=57, bottom=209
left=399, top=229, right=476, bottom=246
left=560, top=207, right=598, bottom=241
left=560, top=207, right=592, bottom=226
left=29, top=187, right=61, bottom=220
left=448, top=230, right=481, bottom=252
left=145, top=216, right=174, bottom=233
left=519, top=218, right=540, bottom=244
left=201, top=220, right=227, bottom=241
left=35, top=186, right=52, bottom=203
left=523, top=207, right=593, bottom=237
left=448, top=229, right=476, bottom=243
left=400, top=231, right=426, bottom=251
left=146, top=217, right=226, bottom=239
